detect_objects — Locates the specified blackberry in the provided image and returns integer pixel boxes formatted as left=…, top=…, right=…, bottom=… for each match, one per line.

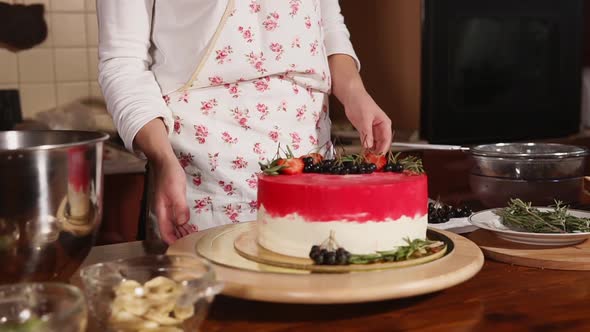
left=383, top=164, right=394, bottom=172
left=392, top=163, right=404, bottom=172
left=312, top=164, right=322, bottom=173
left=325, top=252, right=337, bottom=265
left=303, top=157, right=314, bottom=165
left=367, top=163, right=377, bottom=172
left=303, top=164, right=313, bottom=173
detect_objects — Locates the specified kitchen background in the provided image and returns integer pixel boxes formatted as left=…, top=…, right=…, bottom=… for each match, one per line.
left=3, top=0, right=590, bottom=243
left=0, top=0, right=100, bottom=118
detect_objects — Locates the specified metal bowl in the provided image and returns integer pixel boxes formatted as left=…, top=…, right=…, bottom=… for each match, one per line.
left=0, top=130, right=109, bottom=283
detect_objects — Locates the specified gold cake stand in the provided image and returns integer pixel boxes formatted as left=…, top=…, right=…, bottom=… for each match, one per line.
left=168, top=221, right=484, bottom=304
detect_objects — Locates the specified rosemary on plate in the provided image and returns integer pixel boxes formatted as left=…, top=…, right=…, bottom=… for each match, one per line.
left=347, top=238, right=445, bottom=265
left=494, top=198, right=590, bottom=233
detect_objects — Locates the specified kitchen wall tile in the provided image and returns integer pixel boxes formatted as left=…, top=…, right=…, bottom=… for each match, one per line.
left=52, top=13, right=86, bottom=47
left=0, top=50, right=18, bottom=84
left=85, top=0, right=95, bottom=11
left=90, top=82, right=102, bottom=97
left=0, top=84, right=19, bottom=90
left=19, top=83, right=57, bottom=118
left=52, top=0, right=84, bottom=11
left=55, top=48, right=89, bottom=81
left=88, top=48, right=98, bottom=80
left=18, top=49, right=55, bottom=83
left=21, top=0, right=50, bottom=8
left=86, top=13, right=98, bottom=46
left=57, top=82, right=89, bottom=106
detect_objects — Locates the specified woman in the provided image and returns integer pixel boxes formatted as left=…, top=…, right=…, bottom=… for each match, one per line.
left=98, top=0, right=392, bottom=244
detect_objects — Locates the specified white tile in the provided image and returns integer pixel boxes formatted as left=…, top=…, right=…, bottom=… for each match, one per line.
left=22, top=0, right=50, bottom=8
left=86, top=13, right=98, bottom=46
left=52, top=0, right=84, bottom=11
left=57, top=82, right=89, bottom=106
left=51, top=13, right=86, bottom=47
left=88, top=48, right=98, bottom=80
left=18, top=49, right=55, bottom=83
left=0, top=84, right=19, bottom=90
left=54, top=48, right=89, bottom=81
left=85, top=0, right=95, bottom=11
left=19, top=83, right=57, bottom=118
left=0, top=50, right=18, bottom=84
left=90, top=82, right=102, bottom=97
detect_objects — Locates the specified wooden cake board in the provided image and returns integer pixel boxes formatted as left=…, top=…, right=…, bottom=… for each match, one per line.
left=468, top=229, right=590, bottom=271
left=168, top=221, right=484, bottom=304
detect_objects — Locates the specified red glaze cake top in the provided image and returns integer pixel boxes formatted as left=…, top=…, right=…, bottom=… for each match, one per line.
left=257, top=173, right=428, bottom=222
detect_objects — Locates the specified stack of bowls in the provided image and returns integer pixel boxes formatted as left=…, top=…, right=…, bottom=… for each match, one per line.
left=468, top=143, right=589, bottom=208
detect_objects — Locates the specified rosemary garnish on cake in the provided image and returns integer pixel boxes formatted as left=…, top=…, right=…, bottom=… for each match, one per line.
left=309, top=234, right=444, bottom=266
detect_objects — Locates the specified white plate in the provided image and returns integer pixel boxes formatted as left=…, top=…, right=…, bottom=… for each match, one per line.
left=468, top=208, right=590, bottom=246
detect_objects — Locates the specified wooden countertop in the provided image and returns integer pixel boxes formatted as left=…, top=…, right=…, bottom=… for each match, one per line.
left=79, top=147, right=590, bottom=331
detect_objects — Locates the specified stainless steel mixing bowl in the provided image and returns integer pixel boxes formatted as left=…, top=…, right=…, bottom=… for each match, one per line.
left=0, top=130, right=109, bottom=283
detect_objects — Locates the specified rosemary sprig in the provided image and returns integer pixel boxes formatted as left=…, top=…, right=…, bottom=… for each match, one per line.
left=388, top=152, right=425, bottom=174
left=347, top=238, right=444, bottom=264
left=494, top=198, right=590, bottom=233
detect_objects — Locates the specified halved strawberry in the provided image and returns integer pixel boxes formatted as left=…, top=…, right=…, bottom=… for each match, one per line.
left=276, top=158, right=305, bottom=175
left=363, top=152, right=387, bottom=171
left=302, top=152, right=324, bottom=164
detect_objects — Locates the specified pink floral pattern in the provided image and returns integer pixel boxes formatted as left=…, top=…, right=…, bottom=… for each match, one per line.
left=224, top=83, right=241, bottom=98
left=249, top=0, right=261, bottom=13
left=253, top=77, right=270, bottom=92
left=221, top=131, right=238, bottom=144
left=165, top=0, right=331, bottom=234
left=246, top=51, right=267, bottom=75
left=215, top=45, right=233, bottom=64
left=263, top=12, right=280, bottom=31
left=192, top=173, right=202, bottom=187
left=218, top=180, right=236, bottom=196
left=194, top=125, right=209, bottom=144
left=200, top=98, right=218, bottom=115
left=230, top=107, right=251, bottom=130
left=223, top=204, right=243, bottom=223
left=270, top=42, right=284, bottom=60
left=249, top=200, right=258, bottom=213
left=290, top=132, right=301, bottom=150
left=256, top=103, right=269, bottom=120
left=178, top=152, right=194, bottom=169
left=173, top=116, right=183, bottom=134
left=231, top=156, right=248, bottom=170
left=289, top=0, right=302, bottom=17
left=238, top=26, right=254, bottom=43
left=253, top=143, right=266, bottom=160
left=194, top=197, right=212, bottom=213
left=246, top=173, right=258, bottom=189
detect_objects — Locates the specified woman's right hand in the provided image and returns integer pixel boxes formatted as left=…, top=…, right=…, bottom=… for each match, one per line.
left=134, top=118, right=190, bottom=244
left=152, top=155, right=191, bottom=244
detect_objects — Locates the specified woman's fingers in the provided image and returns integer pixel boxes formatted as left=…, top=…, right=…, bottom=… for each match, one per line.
left=155, top=198, right=178, bottom=244
left=372, top=117, right=393, bottom=154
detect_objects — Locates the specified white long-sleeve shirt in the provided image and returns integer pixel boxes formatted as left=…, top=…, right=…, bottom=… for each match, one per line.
left=97, top=0, right=360, bottom=153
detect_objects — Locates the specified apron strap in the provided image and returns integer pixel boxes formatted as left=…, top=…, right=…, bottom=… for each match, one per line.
left=179, top=0, right=236, bottom=92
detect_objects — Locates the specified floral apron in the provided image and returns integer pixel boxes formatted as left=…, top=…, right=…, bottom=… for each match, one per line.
left=150, top=0, right=333, bottom=236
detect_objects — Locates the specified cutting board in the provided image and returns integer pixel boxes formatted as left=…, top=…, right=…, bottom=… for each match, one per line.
left=468, top=229, right=590, bottom=270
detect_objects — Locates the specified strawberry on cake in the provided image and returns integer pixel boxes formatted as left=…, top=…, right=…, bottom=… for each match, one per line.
left=257, top=149, right=428, bottom=259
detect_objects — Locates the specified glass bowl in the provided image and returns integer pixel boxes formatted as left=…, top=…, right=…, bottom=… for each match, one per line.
left=79, top=255, right=223, bottom=332
left=0, top=282, right=87, bottom=332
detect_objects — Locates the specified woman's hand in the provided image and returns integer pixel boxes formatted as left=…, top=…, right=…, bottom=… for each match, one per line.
left=328, top=54, right=393, bottom=154
left=134, top=118, right=190, bottom=244
left=152, top=155, right=190, bottom=244
left=342, top=89, right=392, bottom=153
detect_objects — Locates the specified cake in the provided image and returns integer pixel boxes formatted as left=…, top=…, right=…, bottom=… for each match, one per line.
left=257, top=171, right=428, bottom=258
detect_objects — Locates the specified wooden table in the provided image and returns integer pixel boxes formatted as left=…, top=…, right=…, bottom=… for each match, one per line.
left=78, top=148, right=590, bottom=331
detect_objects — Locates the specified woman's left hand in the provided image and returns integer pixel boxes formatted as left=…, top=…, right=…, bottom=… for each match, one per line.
left=343, top=89, right=393, bottom=154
